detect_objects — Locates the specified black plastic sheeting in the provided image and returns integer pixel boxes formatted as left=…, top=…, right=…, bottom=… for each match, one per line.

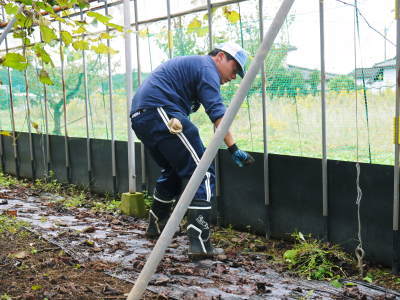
left=0, top=132, right=397, bottom=268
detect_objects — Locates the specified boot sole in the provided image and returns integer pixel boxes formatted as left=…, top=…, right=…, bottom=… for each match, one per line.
left=188, top=253, right=215, bottom=260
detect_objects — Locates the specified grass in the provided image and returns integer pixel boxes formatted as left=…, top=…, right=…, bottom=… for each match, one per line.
left=0, top=88, right=396, bottom=165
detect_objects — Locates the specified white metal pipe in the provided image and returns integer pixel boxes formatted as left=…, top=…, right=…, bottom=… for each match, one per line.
left=0, top=6, right=23, bottom=46
left=166, top=0, right=172, bottom=59
left=81, top=8, right=92, bottom=180
left=1, top=7, right=18, bottom=165
left=133, top=0, right=146, bottom=190
left=59, top=21, right=70, bottom=176
left=127, top=0, right=295, bottom=298
left=22, top=47, right=34, bottom=170
left=319, top=0, right=328, bottom=218
left=105, top=1, right=117, bottom=182
left=259, top=0, right=269, bottom=207
left=123, top=0, right=136, bottom=192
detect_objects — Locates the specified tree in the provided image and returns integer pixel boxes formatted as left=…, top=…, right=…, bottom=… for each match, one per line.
left=0, top=0, right=123, bottom=134
left=0, top=0, right=122, bottom=82
left=308, top=70, right=320, bottom=96
left=328, top=75, right=355, bottom=93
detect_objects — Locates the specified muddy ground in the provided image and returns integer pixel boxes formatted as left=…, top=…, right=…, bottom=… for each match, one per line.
left=0, top=178, right=400, bottom=299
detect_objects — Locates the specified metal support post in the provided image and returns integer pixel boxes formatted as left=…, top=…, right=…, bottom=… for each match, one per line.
left=2, top=7, right=19, bottom=177
left=124, top=0, right=137, bottom=193
left=393, top=0, right=400, bottom=275
left=167, top=0, right=172, bottom=59
left=319, top=0, right=328, bottom=241
left=206, top=0, right=222, bottom=225
left=81, top=8, right=92, bottom=189
left=59, top=21, right=70, bottom=182
left=22, top=46, right=35, bottom=178
left=127, top=1, right=295, bottom=298
left=259, top=0, right=271, bottom=239
left=133, top=0, right=146, bottom=191
left=104, top=0, right=117, bottom=195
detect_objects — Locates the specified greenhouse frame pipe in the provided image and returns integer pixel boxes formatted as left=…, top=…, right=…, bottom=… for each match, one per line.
left=319, top=0, right=328, bottom=240
left=43, top=76, right=50, bottom=176
left=81, top=8, right=92, bottom=188
left=207, top=0, right=222, bottom=201
left=0, top=0, right=252, bottom=55
left=167, top=0, right=172, bottom=59
left=123, top=0, right=136, bottom=193
left=104, top=0, right=117, bottom=195
left=393, top=0, right=400, bottom=274
left=259, top=0, right=271, bottom=239
left=2, top=7, right=19, bottom=177
left=39, top=32, right=51, bottom=178
left=59, top=21, right=70, bottom=182
left=127, top=0, right=295, bottom=298
left=0, top=9, right=4, bottom=171
left=0, top=6, right=23, bottom=47
left=133, top=0, right=147, bottom=191
left=22, top=46, right=35, bottom=178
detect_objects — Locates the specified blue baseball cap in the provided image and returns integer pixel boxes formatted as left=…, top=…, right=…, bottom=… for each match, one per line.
left=215, top=42, right=248, bottom=78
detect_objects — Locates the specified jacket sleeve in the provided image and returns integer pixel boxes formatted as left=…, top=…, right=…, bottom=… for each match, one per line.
left=196, top=66, right=226, bottom=123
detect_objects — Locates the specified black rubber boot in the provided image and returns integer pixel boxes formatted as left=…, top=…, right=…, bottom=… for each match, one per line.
left=187, top=208, right=223, bottom=259
left=145, top=196, right=173, bottom=238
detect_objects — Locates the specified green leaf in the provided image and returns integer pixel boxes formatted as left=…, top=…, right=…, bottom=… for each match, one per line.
left=19, top=0, right=32, bottom=5
left=15, top=13, right=33, bottom=28
left=363, top=275, right=373, bottom=283
left=60, top=31, right=72, bottom=46
left=4, top=3, right=18, bottom=15
left=330, top=279, right=343, bottom=288
left=187, top=17, right=201, bottom=34
left=40, top=26, right=57, bottom=43
left=344, top=282, right=357, bottom=286
left=87, top=11, right=112, bottom=24
left=33, top=44, right=54, bottom=66
left=1, top=53, right=28, bottom=71
left=39, top=70, right=54, bottom=85
left=35, top=2, right=55, bottom=14
left=99, top=32, right=113, bottom=39
left=283, top=249, right=298, bottom=264
left=72, top=40, right=89, bottom=50
left=106, top=22, right=123, bottom=32
left=77, top=0, right=90, bottom=9
left=223, top=7, right=240, bottom=23
left=72, top=26, right=87, bottom=35
left=91, top=43, right=118, bottom=55
left=31, top=285, right=42, bottom=291
left=23, top=37, right=31, bottom=46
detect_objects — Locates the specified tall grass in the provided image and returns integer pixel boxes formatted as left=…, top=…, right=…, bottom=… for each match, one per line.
left=0, top=88, right=395, bottom=165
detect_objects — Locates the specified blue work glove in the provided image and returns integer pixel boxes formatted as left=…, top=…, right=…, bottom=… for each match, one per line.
left=228, top=144, right=255, bottom=167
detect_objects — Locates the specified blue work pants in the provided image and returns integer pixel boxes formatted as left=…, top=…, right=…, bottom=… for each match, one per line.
left=131, top=107, right=215, bottom=209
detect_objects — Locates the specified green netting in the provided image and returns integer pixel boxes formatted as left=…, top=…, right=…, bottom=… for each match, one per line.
left=0, top=0, right=396, bottom=165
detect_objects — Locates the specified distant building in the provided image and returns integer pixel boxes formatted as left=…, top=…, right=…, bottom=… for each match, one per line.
left=287, top=64, right=338, bottom=81
left=350, top=57, right=396, bottom=91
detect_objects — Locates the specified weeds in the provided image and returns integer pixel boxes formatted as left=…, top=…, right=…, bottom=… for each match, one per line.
left=283, top=232, right=353, bottom=281
left=0, top=173, right=21, bottom=187
left=0, top=215, right=29, bottom=235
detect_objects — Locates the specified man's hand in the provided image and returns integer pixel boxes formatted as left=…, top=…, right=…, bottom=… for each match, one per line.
left=228, top=144, right=255, bottom=167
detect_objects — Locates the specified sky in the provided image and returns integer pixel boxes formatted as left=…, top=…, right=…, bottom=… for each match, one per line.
left=286, top=0, right=396, bottom=74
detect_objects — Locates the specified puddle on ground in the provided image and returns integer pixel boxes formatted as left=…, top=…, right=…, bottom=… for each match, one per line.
left=1, top=191, right=399, bottom=299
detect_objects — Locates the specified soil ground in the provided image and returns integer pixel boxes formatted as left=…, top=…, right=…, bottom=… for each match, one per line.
left=0, top=176, right=399, bottom=299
